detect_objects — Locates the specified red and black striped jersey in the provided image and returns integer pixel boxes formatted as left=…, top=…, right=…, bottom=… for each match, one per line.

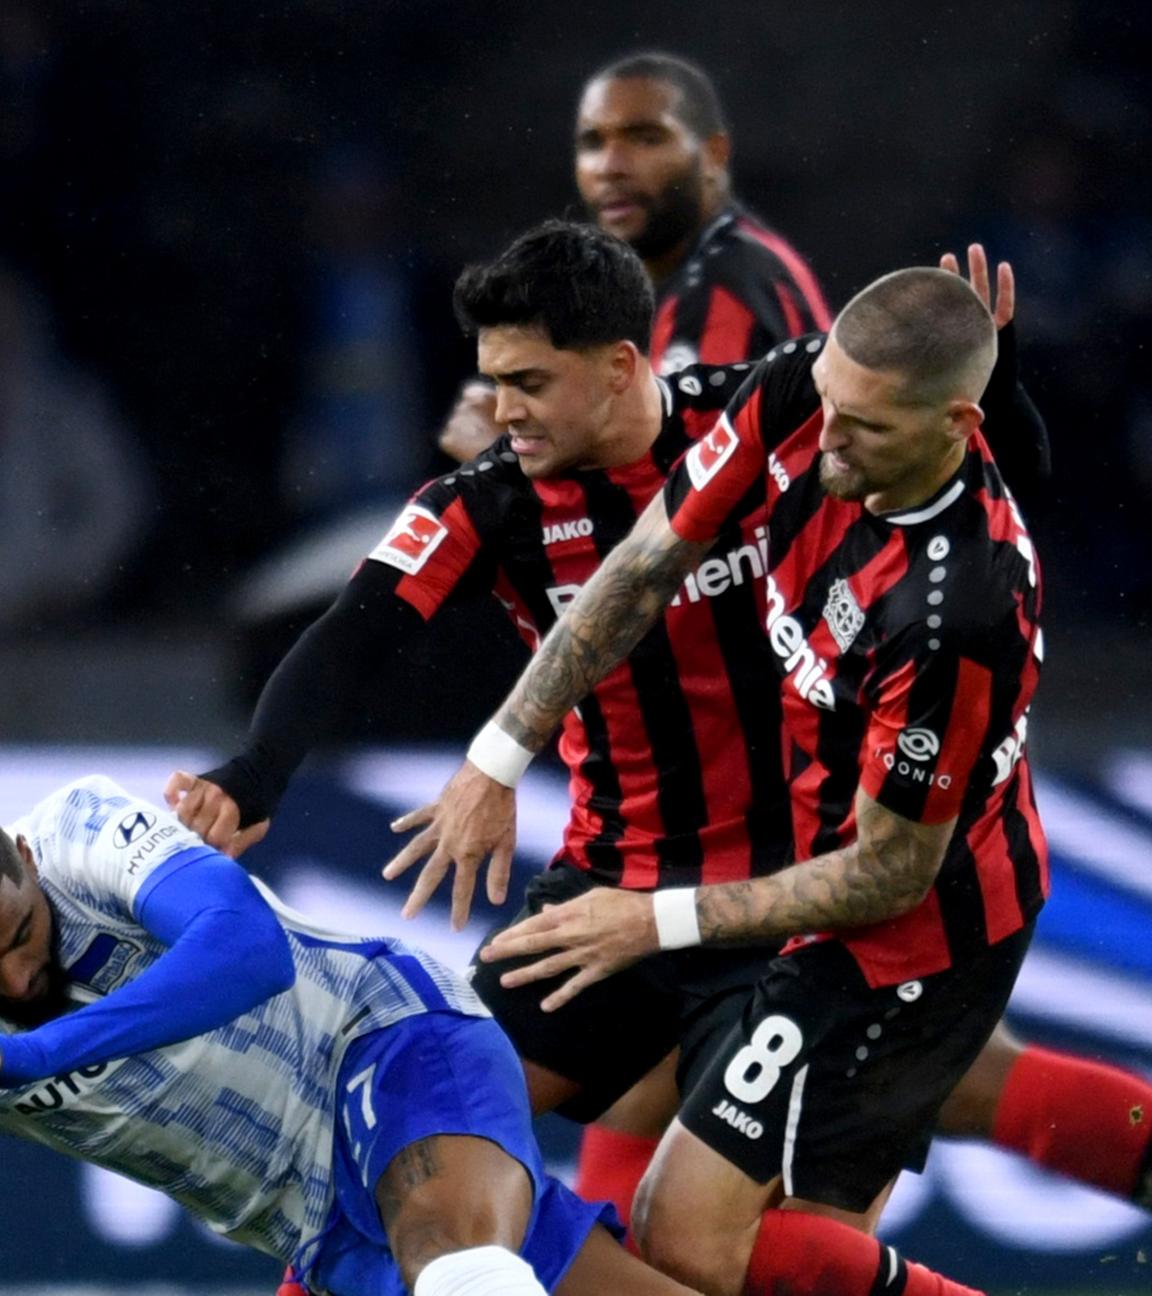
left=650, top=204, right=831, bottom=374
left=664, top=337, right=1048, bottom=986
left=368, top=362, right=791, bottom=889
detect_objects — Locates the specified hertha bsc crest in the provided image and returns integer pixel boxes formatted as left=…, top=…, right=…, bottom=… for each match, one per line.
left=823, top=577, right=865, bottom=652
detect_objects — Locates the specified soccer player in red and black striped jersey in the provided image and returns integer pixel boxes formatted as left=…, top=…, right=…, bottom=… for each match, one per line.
left=438, top=53, right=833, bottom=1214
left=424, top=261, right=1083, bottom=1292
left=574, top=52, right=830, bottom=374
left=438, top=52, right=830, bottom=465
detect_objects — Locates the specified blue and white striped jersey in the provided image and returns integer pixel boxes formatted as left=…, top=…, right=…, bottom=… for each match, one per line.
left=0, top=775, right=490, bottom=1263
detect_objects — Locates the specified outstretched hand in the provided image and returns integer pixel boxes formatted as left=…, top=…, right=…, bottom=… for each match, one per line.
left=164, top=771, right=270, bottom=858
left=479, top=887, right=659, bottom=1011
left=940, top=243, right=1014, bottom=328
left=383, top=761, right=517, bottom=930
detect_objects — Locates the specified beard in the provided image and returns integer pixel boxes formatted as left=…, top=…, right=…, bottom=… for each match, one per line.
left=589, top=162, right=706, bottom=261
left=819, top=452, right=870, bottom=502
left=0, top=964, right=70, bottom=1028
left=0, top=916, right=71, bottom=1029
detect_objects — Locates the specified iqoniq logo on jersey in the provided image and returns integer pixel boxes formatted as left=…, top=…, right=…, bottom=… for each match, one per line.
left=878, top=727, right=952, bottom=789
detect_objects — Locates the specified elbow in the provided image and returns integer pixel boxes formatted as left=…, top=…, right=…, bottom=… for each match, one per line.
left=890, top=853, right=945, bottom=920
left=234, top=911, right=296, bottom=1001
left=263, top=925, right=297, bottom=997
left=888, top=876, right=936, bottom=920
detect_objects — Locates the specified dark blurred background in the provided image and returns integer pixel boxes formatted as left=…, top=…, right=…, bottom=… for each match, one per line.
left=0, top=0, right=1148, bottom=755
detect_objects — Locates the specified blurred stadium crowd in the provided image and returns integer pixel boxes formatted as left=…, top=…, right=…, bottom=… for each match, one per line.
left=0, top=0, right=1148, bottom=681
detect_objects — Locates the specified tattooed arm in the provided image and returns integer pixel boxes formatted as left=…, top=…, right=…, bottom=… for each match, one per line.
left=497, top=492, right=710, bottom=751
left=382, top=492, right=711, bottom=927
left=694, top=790, right=951, bottom=941
left=481, top=790, right=955, bottom=1011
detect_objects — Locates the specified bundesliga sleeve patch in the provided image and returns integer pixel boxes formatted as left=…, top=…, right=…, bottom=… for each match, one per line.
left=686, top=415, right=739, bottom=490
left=369, top=504, right=449, bottom=575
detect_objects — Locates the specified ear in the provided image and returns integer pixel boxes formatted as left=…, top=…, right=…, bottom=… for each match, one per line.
left=702, top=130, right=732, bottom=184
left=607, top=340, right=643, bottom=393
left=945, top=399, right=983, bottom=445
left=15, top=835, right=37, bottom=881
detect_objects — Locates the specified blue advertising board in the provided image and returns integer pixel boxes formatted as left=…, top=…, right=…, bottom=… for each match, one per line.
left=0, top=744, right=1149, bottom=1291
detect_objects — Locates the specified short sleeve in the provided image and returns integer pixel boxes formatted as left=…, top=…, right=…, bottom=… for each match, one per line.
left=859, top=632, right=995, bottom=824
left=664, top=340, right=823, bottom=543
left=366, top=479, right=490, bottom=621
left=16, top=776, right=214, bottom=915
left=663, top=372, right=770, bottom=543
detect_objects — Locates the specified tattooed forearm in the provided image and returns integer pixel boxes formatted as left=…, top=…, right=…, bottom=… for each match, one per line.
left=696, top=793, right=954, bottom=944
left=496, top=496, right=708, bottom=750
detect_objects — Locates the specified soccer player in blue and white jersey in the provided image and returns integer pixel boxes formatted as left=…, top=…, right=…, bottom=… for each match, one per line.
left=0, top=774, right=698, bottom=1296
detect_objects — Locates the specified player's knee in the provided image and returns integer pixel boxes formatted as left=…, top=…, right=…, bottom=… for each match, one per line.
left=378, top=1139, right=535, bottom=1282
left=633, top=1180, right=744, bottom=1293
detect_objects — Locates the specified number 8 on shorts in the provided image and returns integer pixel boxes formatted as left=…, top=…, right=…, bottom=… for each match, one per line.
left=723, top=1015, right=805, bottom=1104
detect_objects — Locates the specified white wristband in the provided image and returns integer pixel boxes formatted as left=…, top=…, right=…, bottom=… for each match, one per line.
left=466, top=721, right=535, bottom=789
left=652, top=887, right=701, bottom=950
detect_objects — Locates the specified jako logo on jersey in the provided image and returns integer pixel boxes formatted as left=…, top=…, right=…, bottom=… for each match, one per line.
left=896, top=728, right=940, bottom=762
left=822, top=577, right=864, bottom=652
left=113, top=811, right=156, bottom=848
left=711, top=1099, right=764, bottom=1140
left=542, top=518, right=593, bottom=546
left=764, top=574, right=835, bottom=710
left=767, top=452, right=790, bottom=492
left=545, top=526, right=769, bottom=617
left=991, top=711, right=1029, bottom=787
left=897, top=981, right=923, bottom=1003
left=370, top=505, right=449, bottom=576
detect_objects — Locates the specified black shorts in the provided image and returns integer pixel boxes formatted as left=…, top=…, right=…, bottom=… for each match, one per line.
left=678, top=922, right=1035, bottom=1212
left=469, top=861, right=782, bottom=1122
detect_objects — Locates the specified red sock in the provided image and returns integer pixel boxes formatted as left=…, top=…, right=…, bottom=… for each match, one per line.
left=745, top=1210, right=983, bottom=1295
left=992, top=1044, right=1152, bottom=1199
left=574, top=1124, right=659, bottom=1235
left=276, top=1266, right=309, bottom=1296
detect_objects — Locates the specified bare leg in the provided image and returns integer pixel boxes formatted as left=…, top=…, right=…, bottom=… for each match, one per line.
left=376, top=1134, right=534, bottom=1289
left=522, top=1056, right=585, bottom=1115
left=556, top=1222, right=702, bottom=1296
left=634, top=1120, right=977, bottom=1296
left=936, top=1019, right=1022, bottom=1137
